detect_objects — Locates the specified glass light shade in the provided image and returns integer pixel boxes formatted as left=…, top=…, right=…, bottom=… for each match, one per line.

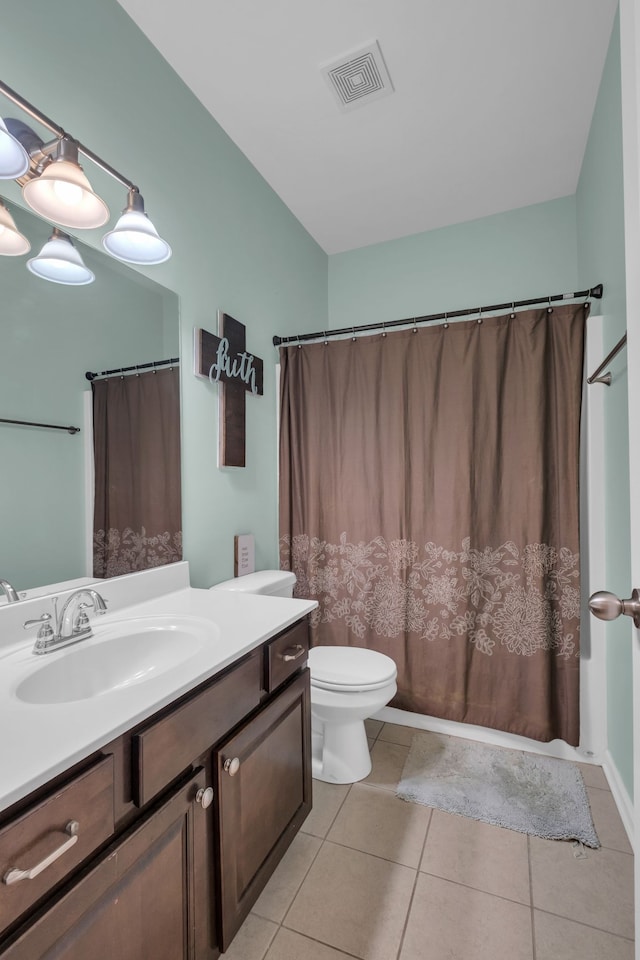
left=23, top=157, right=109, bottom=229
left=102, top=209, right=171, bottom=264
left=0, top=202, right=30, bottom=255
left=27, top=232, right=94, bottom=285
left=0, top=118, right=30, bottom=179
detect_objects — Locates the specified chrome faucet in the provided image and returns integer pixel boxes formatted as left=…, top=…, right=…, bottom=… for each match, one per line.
left=0, top=579, right=19, bottom=603
left=24, top=588, right=108, bottom=655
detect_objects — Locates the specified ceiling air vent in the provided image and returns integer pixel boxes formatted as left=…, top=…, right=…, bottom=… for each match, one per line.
left=321, top=40, right=394, bottom=112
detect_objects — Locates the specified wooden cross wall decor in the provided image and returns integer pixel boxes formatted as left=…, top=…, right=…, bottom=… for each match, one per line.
left=194, top=311, right=264, bottom=468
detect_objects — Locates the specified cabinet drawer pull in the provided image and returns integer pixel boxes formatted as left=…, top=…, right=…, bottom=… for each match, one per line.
left=278, top=645, right=306, bottom=663
left=2, top=820, right=80, bottom=886
left=195, top=786, right=214, bottom=809
left=223, top=757, right=240, bottom=777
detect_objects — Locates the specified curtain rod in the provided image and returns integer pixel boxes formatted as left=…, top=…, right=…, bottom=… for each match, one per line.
left=586, top=332, right=627, bottom=385
left=85, top=357, right=180, bottom=381
left=272, top=284, right=604, bottom=347
left=0, top=417, right=80, bottom=435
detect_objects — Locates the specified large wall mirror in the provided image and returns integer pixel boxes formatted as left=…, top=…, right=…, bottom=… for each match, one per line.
left=0, top=198, right=180, bottom=595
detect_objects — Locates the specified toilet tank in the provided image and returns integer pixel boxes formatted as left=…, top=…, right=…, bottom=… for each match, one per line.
left=210, top=570, right=296, bottom=598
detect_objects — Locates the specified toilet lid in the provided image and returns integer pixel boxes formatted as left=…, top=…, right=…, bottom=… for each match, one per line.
left=309, top=646, right=397, bottom=688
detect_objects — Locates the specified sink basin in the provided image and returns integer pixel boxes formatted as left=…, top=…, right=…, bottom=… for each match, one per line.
left=15, top=617, right=216, bottom=705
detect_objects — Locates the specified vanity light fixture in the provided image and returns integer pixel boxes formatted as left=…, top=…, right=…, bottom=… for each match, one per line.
left=0, top=199, right=30, bottom=255
left=27, top=228, right=94, bottom=285
left=102, top=188, right=171, bottom=265
left=0, top=116, right=29, bottom=178
left=0, top=78, right=171, bottom=268
left=23, top=137, right=110, bottom=230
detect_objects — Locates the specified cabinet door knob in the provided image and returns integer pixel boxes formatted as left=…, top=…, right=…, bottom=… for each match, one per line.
left=223, top=757, right=241, bottom=777
left=195, top=786, right=214, bottom=809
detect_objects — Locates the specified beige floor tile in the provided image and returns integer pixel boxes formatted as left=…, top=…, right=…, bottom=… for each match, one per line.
left=420, top=808, right=530, bottom=904
left=586, top=785, right=632, bottom=853
left=534, top=910, right=634, bottom=960
left=284, top=841, right=416, bottom=960
left=576, top=761, right=609, bottom=790
left=302, top=780, right=351, bottom=839
left=327, top=783, right=430, bottom=867
left=223, top=914, right=279, bottom=960
left=400, top=873, right=533, bottom=960
left=252, top=833, right=322, bottom=923
left=378, top=722, right=415, bottom=747
left=362, top=739, right=410, bottom=791
left=265, top=928, right=358, bottom=960
left=530, top=836, right=634, bottom=939
left=365, top=718, right=383, bottom=740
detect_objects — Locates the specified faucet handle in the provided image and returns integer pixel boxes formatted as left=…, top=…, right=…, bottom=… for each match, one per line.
left=23, top=613, right=54, bottom=640
left=73, top=607, right=91, bottom=634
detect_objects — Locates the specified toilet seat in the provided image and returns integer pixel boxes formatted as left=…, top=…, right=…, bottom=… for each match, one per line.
left=309, top=646, right=397, bottom=693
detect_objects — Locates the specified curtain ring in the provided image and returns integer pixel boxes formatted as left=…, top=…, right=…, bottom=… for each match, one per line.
left=413, top=317, right=418, bottom=333
left=352, top=325, right=357, bottom=342
left=443, top=311, right=449, bottom=330
left=547, top=295, right=553, bottom=314
left=381, top=320, right=387, bottom=337
left=510, top=301, right=516, bottom=320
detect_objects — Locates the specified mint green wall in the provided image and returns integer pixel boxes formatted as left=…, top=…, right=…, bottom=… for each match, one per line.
left=1, top=0, right=327, bottom=589
left=3, top=4, right=630, bottom=789
left=329, top=196, right=578, bottom=327
left=576, top=12, right=633, bottom=798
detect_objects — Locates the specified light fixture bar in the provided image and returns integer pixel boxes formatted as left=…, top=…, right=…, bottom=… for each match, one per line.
left=0, top=78, right=171, bottom=267
left=0, top=79, right=136, bottom=193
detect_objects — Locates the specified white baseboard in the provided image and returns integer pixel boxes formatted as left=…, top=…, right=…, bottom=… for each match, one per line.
left=602, top=749, right=635, bottom=850
left=374, top=705, right=591, bottom=762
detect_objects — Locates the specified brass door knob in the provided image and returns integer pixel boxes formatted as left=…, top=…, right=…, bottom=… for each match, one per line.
left=588, top=589, right=640, bottom=628
left=223, top=757, right=240, bottom=776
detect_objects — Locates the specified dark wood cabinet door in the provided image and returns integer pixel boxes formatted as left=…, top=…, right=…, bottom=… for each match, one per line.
left=214, top=668, right=311, bottom=951
left=1, top=769, right=217, bottom=960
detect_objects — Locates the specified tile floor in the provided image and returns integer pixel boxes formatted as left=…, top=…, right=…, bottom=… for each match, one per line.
left=225, top=721, right=635, bottom=960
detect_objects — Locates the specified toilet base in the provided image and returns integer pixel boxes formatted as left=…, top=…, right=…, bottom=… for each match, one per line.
left=311, top=718, right=372, bottom=784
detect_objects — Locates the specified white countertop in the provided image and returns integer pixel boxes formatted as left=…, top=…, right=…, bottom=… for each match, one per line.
left=0, top=584, right=316, bottom=813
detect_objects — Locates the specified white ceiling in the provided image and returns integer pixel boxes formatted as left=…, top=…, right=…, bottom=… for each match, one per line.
left=117, top=0, right=618, bottom=255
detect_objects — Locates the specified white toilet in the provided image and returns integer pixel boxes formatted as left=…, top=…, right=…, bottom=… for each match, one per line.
left=210, top=570, right=398, bottom=785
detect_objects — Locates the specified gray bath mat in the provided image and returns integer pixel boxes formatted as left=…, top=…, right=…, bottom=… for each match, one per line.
left=397, top=732, right=600, bottom=847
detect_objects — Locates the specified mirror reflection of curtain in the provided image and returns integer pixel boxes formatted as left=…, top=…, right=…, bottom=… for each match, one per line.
left=279, top=304, right=587, bottom=746
left=92, top=366, right=182, bottom=578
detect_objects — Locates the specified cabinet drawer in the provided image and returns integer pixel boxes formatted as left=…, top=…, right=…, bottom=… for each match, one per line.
left=0, top=755, right=114, bottom=935
left=133, top=649, right=263, bottom=807
left=265, top=619, right=309, bottom=693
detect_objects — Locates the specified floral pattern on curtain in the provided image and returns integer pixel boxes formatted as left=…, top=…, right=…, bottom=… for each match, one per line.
left=279, top=304, right=587, bottom=745
left=92, top=366, right=182, bottom=578
left=280, top=534, right=580, bottom=658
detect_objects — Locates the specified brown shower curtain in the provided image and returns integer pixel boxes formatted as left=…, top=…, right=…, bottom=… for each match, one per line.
left=279, top=304, right=587, bottom=745
left=92, top=366, right=182, bottom=578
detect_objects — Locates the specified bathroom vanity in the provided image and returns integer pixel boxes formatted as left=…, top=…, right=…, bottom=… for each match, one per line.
left=0, top=565, right=316, bottom=958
